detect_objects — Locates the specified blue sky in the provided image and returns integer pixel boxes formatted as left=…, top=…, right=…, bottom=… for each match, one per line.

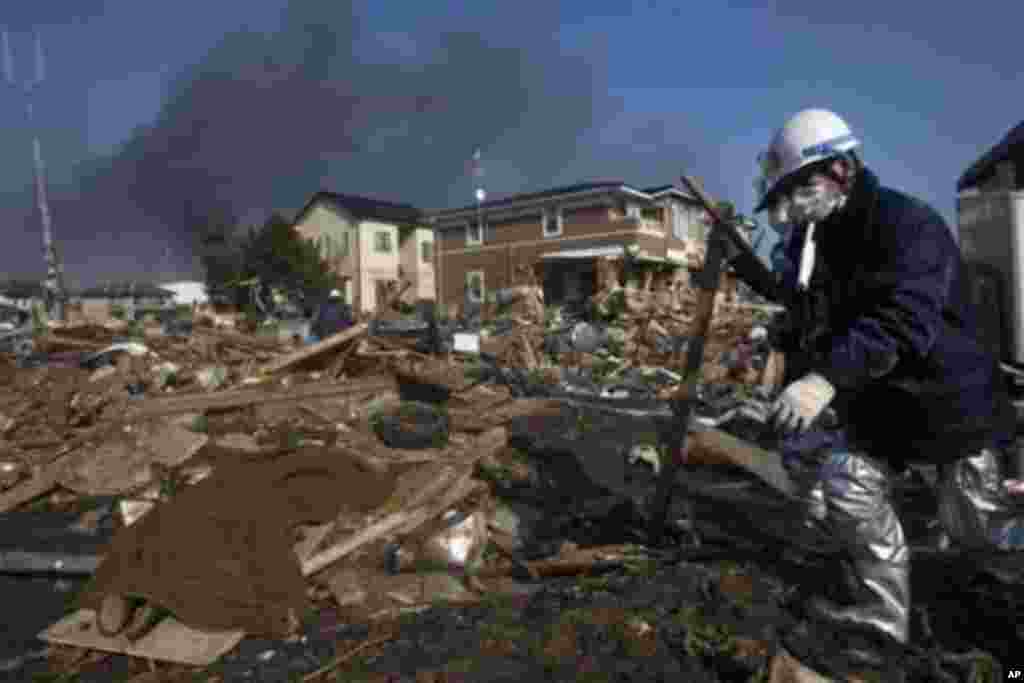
left=0, top=0, right=1020, bottom=286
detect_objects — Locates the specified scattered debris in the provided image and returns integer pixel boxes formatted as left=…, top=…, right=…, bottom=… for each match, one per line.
left=194, top=365, right=228, bottom=391
left=0, top=300, right=1013, bottom=681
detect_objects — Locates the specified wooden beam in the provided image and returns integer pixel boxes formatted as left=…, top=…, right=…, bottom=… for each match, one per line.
left=259, top=323, right=368, bottom=374
left=0, top=467, right=62, bottom=514
left=128, top=375, right=396, bottom=419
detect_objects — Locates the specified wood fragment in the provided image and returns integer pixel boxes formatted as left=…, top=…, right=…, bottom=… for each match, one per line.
left=259, top=323, right=368, bottom=375
left=686, top=426, right=794, bottom=497
left=41, top=335, right=107, bottom=351
left=520, top=332, right=538, bottom=370
left=128, top=376, right=396, bottom=418
left=300, top=428, right=504, bottom=577
left=302, top=631, right=396, bottom=682
left=477, top=544, right=645, bottom=579
left=0, top=467, right=62, bottom=513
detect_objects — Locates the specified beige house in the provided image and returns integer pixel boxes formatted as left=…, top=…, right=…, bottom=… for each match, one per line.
left=292, top=192, right=434, bottom=313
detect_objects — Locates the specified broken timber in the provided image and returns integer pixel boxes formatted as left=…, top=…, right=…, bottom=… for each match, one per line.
left=300, top=427, right=506, bottom=577
left=686, top=427, right=795, bottom=498
left=259, top=322, right=368, bottom=375
left=128, top=375, right=396, bottom=419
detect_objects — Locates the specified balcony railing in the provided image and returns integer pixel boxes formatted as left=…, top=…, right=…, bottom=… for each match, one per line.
left=621, top=216, right=666, bottom=236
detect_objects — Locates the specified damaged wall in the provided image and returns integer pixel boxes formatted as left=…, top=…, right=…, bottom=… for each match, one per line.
left=434, top=189, right=713, bottom=307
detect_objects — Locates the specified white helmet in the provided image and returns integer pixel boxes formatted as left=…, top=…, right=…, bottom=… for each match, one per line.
left=328, top=289, right=342, bottom=299
left=754, top=109, right=860, bottom=212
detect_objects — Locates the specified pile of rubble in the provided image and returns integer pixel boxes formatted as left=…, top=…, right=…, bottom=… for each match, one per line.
left=0, top=287, right=1016, bottom=682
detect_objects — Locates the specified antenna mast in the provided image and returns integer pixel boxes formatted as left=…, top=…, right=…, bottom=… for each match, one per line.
left=2, top=29, right=67, bottom=322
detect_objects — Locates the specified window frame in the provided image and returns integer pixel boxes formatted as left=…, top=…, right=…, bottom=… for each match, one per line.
left=373, top=230, right=393, bottom=254
left=671, top=203, right=687, bottom=240
left=465, top=219, right=484, bottom=246
left=465, top=270, right=485, bottom=304
left=542, top=206, right=564, bottom=238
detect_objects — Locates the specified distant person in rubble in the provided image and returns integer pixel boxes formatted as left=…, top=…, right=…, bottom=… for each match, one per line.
left=752, top=108, right=1020, bottom=662
left=308, top=289, right=352, bottom=343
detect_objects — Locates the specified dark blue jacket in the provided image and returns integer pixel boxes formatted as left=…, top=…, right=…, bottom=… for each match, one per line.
left=311, top=299, right=353, bottom=340
left=775, top=168, right=1013, bottom=464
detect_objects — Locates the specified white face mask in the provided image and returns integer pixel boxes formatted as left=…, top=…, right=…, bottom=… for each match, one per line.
left=788, top=178, right=846, bottom=224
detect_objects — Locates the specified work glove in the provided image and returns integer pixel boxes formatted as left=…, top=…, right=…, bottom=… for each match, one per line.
left=768, top=372, right=835, bottom=435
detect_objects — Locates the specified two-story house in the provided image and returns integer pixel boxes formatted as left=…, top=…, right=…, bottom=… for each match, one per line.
left=292, top=192, right=435, bottom=313
left=427, top=181, right=711, bottom=309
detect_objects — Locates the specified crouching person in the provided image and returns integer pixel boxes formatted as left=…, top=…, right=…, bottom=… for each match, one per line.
left=751, top=108, right=1022, bottom=663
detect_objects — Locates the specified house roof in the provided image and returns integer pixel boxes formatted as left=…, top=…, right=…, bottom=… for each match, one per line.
left=78, top=282, right=175, bottom=299
left=645, top=185, right=697, bottom=201
left=295, top=191, right=425, bottom=226
left=0, top=280, right=44, bottom=299
left=958, top=120, right=1024, bottom=191
left=430, top=180, right=698, bottom=223
left=432, top=181, right=626, bottom=217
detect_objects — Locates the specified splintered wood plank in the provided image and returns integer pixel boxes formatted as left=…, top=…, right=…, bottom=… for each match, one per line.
left=128, top=376, right=396, bottom=418
left=39, top=609, right=244, bottom=668
left=259, top=323, right=368, bottom=375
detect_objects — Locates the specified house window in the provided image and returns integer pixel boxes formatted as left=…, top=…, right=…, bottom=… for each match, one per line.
left=421, top=240, right=434, bottom=264
left=320, top=233, right=349, bottom=260
left=466, top=270, right=485, bottom=303
left=374, top=231, right=393, bottom=253
left=543, top=207, right=563, bottom=237
left=626, top=204, right=642, bottom=219
left=672, top=204, right=687, bottom=240
left=465, top=219, right=484, bottom=246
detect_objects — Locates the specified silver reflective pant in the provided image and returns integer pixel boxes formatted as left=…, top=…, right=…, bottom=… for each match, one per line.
left=938, top=448, right=1024, bottom=551
left=789, top=448, right=910, bottom=643
left=791, top=444, right=1024, bottom=646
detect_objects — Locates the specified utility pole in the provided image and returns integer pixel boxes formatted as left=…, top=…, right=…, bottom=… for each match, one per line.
left=471, top=148, right=486, bottom=304
left=2, top=29, right=67, bottom=322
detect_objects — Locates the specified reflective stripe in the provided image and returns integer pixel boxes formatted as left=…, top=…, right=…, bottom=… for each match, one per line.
left=801, top=133, right=858, bottom=159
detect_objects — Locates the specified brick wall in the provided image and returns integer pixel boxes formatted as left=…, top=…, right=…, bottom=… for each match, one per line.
left=438, top=231, right=673, bottom=305
left=434, top=193, right=705, bottom=307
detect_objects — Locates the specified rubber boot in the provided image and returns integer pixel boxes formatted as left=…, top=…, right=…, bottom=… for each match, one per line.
left=938, top=448, right=1024, bottom=551
left=804, top=450, right=911, bottom=662
left=807, top=558, right=910, bottom=644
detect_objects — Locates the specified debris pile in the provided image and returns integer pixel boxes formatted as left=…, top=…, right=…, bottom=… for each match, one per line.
left=0, top=298, right=1016, bottom=682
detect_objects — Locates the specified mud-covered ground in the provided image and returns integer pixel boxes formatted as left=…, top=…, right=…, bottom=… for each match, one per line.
left=8, top=485, right=1022, bottom=683
left=3, top=380, right=1023, bottom=682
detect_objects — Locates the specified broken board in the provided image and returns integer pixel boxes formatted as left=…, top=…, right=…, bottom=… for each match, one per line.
left=59, top=422, right=209, bottom=496
left=39, top=608, right=245, bottom=668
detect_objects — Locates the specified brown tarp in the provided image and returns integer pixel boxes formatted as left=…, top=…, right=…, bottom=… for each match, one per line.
left=76, top=447, right=396, bottom=637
